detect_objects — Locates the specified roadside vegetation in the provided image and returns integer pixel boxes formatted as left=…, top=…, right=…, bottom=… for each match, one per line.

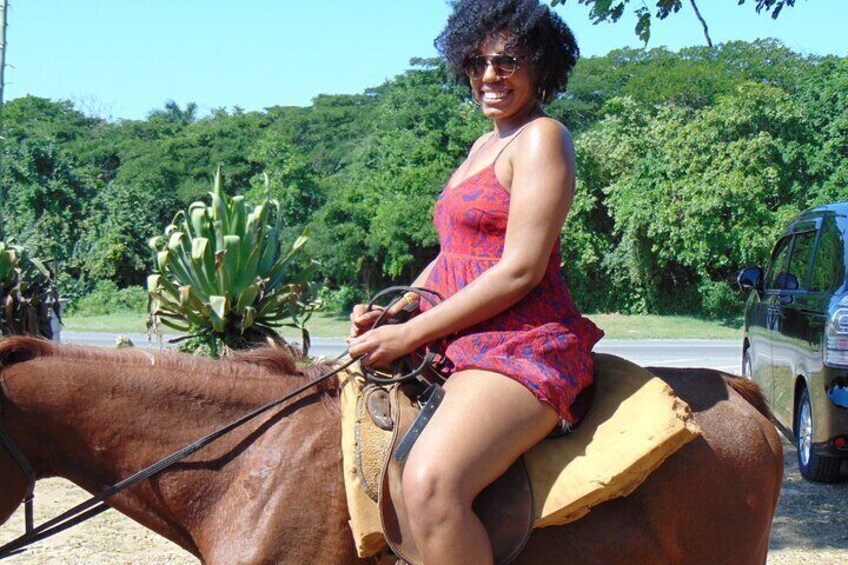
left=0, top=239, right=60, bottom=339
left=3, top=40, right=847, bottom=341
left=63, top=308, right=742, bottom=341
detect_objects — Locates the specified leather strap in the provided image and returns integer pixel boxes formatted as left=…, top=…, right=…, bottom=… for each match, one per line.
left=0, top=402, right=36, bottom=534
left=393, top=384, right=444, bottom=462
left=0, top=355, right=360, bottom=559
left=358, top=286, right=448, bottom=386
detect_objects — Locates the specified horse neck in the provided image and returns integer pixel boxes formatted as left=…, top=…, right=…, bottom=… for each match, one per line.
left=2, top=351, right=338, bottom=557
left=5, top=353, right=296, bottom=476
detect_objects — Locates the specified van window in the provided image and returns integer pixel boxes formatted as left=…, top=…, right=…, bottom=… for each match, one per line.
left=810, top=218, right=845, bottom=292
left=787, top=230, right=816, bottom=290
left=765, top=236, right=793, bottom=290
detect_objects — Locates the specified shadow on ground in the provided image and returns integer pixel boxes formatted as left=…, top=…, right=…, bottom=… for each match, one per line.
left=768, top=435, right=848, bottom=552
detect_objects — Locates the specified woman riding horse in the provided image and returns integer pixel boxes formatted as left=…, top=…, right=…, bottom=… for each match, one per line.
left=0, top=2, right=784, bottom=563
left=349, top=2, right=602, bottom=562
left=0, top=337, right=782, bottom=563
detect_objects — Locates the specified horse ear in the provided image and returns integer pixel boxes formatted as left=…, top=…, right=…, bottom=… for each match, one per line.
left=0, top=336, right=55, bottom=368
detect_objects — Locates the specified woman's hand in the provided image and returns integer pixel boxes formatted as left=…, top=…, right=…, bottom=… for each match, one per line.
left=347, top=323, right=416, bottom=367
left=349, top=296, right=420, bottom=339
left=349, top=303, right=384, bottom=339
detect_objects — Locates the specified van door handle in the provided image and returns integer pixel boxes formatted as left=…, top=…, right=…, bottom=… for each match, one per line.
left=767, top=306, right=779, bottom=330
left=808, top=319, right=824, bottom=351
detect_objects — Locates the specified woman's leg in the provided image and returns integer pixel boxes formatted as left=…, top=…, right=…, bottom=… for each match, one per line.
left=401, top=369, right=559, bottom=565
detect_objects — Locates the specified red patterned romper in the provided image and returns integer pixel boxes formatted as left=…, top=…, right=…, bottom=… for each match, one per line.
left=419, top=151, right=604, bottom=426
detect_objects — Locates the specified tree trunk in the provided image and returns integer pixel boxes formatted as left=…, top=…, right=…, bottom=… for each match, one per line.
left=0, top=0, right=7, bottom=135
left=689, top=0, right=713, bottom=48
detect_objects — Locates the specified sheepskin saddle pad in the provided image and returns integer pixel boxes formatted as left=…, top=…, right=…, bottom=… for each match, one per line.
left=338, top=354, right=701, bottom=558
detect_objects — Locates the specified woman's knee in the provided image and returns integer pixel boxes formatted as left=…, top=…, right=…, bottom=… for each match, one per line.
left=402, top=459, right=469, bottom=532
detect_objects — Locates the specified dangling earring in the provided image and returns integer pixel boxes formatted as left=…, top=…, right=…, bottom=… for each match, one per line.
left=538, top=87, right=547, bottom=104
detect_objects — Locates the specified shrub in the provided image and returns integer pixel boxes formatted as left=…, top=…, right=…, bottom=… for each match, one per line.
left=0, top=240, right=60, bottom=339
left=319, top=285, right=365, bottom=314
left=699, top=279, right=744, bottom=319
left=68, top=281, right=148, bottom=316
left=147, top=169, right=322, bottom=356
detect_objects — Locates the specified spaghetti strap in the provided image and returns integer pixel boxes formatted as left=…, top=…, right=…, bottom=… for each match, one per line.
left=492, top=121, right=534, bottom=166
left=448, top=120, right=537, bottom=190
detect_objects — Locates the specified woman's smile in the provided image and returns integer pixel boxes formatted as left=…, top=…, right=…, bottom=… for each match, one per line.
left=470, top=34, right=538, bottom=127
left=481, top=87, right=510, bottom=103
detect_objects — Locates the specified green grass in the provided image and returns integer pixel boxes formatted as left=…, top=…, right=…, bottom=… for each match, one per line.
left=586, top=313, right=742, bottom=340
left=61, top=311, right=149, bottom=333
left=62, top=310, right=742, bottom=340
left=60, top=310, right=354, bottom=337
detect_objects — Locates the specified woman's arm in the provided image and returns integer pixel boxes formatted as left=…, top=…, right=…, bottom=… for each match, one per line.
left=349, top=118, right=576, bottom=365
left=411, top=258, right=438, bottom=288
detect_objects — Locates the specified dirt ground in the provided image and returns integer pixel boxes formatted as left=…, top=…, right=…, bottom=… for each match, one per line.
left=1, top=435, right=846, bottom=564
left=766, top=436, right=848, bottom=564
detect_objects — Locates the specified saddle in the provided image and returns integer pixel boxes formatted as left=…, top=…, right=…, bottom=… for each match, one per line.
left=340, top=354, right=702, bottom=561
left=371, top=382, right=532, bottom=565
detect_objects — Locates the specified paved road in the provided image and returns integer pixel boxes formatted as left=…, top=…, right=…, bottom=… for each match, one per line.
left=60, top=332, right=743, bottom=375
left=595, top=339, right=742, bottom=375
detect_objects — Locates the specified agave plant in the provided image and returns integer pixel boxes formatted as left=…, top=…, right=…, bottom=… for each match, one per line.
left=147, top=169, right=321, bottom=355
left=0, top=239, right=61, bottom=339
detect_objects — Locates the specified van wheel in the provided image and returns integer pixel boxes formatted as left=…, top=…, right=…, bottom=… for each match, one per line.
left=795, top=388, right=842, bottom=482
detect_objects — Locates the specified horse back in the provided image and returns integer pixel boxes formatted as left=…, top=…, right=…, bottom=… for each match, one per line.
left=517, top=367, right=783, bottom=565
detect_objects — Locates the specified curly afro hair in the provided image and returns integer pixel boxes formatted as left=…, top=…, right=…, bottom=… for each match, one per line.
left=435, top=0, right=579, bottom=104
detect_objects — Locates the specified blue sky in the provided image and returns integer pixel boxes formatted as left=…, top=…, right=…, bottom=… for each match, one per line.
left=5, top=0, right=845, bottom=120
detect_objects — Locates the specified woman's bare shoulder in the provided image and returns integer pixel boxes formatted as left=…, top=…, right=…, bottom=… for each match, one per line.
left=522, top=116, right=572, bottom=146
left=514, top=117, right=574, bottom=165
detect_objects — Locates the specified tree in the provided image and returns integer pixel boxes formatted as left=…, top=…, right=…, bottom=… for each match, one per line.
left=552, top=0, right=797, bottom=46
left=309, top=59, right=486, bottom=291
left=265, top=93, right=381, bottom=177
left=2, top=96, right=100, bottom=144
left=583, top=83, right=813, bottom=316
left=1, top=0, right=8, bottom=118
left=148, top=100, right=199, bottom=127
left=3, top=39, right=842, bottom=321
left=0, top=139, right=94, bottom=298
left=548, top=40, right=812, bottom=134
left=75, top=179, right=180, bottom=286
left=244, top=133, right=324, bottom=229
left=795, top=57, right=848, bottom=205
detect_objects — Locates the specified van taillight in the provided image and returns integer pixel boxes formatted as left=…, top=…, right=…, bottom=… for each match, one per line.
left=826, top=301, right=848, bottom=366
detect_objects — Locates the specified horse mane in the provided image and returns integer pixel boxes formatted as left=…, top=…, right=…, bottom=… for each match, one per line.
left=722, top=374, right=775, bottom=422
left=233, top=346, right=340, bottom=393
left=0, top=336, right=56, bottom=367
left=0, top=335, right=340, bottom=394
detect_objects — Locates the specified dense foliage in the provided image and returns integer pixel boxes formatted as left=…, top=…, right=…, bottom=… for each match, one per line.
left=1, top=41, right=846, bottom=319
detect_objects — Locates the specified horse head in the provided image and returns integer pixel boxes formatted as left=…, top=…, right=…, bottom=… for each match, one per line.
left=0, top=337, right=53, bottom=525
left=0, top=444, right=28, bottom=525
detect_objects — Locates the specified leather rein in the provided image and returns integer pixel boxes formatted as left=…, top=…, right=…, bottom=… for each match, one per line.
left=0, top=354, right=360, bottom=559
left=0, top=286, right=444, bottom=559
left=0, top=401, right=36, bottom=534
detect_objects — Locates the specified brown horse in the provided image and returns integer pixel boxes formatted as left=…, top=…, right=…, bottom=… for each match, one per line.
left=0, top=336, right=782, bottom=564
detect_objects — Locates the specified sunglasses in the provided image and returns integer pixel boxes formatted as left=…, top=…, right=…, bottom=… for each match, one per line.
left=463, top=54, right=522, bottom=80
